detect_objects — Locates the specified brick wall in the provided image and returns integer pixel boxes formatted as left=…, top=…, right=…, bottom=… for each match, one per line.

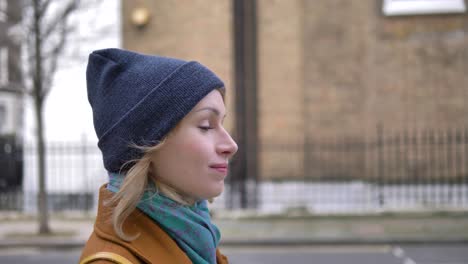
left=122, top=0, right=468, bottom=180
left=121, top=0, right=234, bottom=132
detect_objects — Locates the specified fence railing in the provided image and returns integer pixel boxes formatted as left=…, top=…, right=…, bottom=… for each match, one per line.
left=0, top=127, right=467, bottom=214
left=0, top=139, right=106, bottom=213
left=257, top=126, right=468, bottom=213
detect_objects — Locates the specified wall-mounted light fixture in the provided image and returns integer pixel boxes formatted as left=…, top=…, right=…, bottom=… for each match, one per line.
left=131, top=7, right=151, bottom=28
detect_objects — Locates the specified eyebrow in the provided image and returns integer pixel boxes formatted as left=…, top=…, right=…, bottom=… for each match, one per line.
left=194, top=107, right=226, bottom=118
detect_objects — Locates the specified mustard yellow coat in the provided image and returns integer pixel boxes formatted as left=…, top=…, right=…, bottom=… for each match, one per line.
left=79, top=185, right=229, bottom=264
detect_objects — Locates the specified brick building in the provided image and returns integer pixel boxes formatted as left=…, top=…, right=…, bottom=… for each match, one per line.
left=0, top=0, right=22, bottom=138
left=121, top=0, right=468, bottom=181
left=0, top=0, right=23, bottom=190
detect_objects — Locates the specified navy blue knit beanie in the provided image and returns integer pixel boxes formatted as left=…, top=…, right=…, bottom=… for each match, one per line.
left=86, top=48, right=224, bottom=172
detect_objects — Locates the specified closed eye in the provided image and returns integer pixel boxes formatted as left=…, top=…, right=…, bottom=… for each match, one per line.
left=199, top=126, right=213, bottom=131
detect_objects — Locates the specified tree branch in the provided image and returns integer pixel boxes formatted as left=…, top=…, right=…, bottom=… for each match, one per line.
left=41, top=0, right=79, bottom=42
left=42, top=17, right=70, bottom=98
left=38, top=0, right=52, bottom=19
left=22, top=0, right=109, bottom=100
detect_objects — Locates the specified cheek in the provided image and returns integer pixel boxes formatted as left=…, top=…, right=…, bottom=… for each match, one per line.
left=153, top=130, right=218, bottom=196
left=164, top=136, right=211, bottom=173
left=179, top=138, right=211, bottom=167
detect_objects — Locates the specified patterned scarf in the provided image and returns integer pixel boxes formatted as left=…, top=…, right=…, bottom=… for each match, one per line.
left=108, top=172, right=220, bottom=264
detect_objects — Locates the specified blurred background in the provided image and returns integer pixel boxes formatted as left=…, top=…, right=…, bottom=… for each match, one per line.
left=0, top=0, right=467, bottom=263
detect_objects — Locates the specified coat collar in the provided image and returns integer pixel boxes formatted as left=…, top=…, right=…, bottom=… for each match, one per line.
left=93, top=185, right=193, bottom=263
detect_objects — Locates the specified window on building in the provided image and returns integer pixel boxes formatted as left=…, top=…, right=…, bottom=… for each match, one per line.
left=383, top=0, right=467, bottom=16
left=0, top=47, right=8, bottom=86
left=0, top=0, right=6, bottom=21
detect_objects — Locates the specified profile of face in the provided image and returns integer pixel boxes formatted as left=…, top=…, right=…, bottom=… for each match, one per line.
left=150, top=89, right=238, bottom=201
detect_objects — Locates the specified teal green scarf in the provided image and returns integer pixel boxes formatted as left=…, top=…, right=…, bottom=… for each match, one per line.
left=108, top=172, right=220, bottom=264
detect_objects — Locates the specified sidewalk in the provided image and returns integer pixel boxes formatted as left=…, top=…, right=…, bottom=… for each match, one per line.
left=0, top=212, right=467, bottom=249
left=214, top=212, right=468, bottom=245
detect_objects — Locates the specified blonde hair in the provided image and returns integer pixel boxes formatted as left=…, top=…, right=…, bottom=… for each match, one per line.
left=106, top=140, right=194, bottom=241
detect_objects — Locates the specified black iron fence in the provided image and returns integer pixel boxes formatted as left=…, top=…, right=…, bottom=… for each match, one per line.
left=0, top=136, right=22, bottom=190
left=0, top=127, right=467, bottom=214
left=0, top=139, right=106, bottom=212
left=255, top=126, right=468, bottom=213
left=0, top=135, right=23, bottom=211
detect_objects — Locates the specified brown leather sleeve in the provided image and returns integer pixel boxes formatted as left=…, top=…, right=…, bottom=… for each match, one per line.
left=80, top=231, right=143, bottom=264
left=216, top=248, right=229, bottom=264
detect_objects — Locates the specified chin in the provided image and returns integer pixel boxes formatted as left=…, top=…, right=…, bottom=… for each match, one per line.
left=205, top=185, right=224, bottom=199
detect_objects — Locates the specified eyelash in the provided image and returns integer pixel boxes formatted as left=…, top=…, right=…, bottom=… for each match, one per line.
left=199, top=126, right=213, bottom=131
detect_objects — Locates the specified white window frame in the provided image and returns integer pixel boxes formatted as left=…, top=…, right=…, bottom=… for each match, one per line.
left=0, top=0, right=6, bottom=21
left=383, top=0, right=467, bottom=16
left=0, top=46, right=7, bottom=86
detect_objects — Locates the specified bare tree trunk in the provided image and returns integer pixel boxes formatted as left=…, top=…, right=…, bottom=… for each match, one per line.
left=33, top=0, right=50, bottom=235
left=35, top=88, right=49, bottom=234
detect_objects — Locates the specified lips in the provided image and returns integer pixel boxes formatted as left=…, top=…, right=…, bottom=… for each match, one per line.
left=210, top=163, right=228, bottom=175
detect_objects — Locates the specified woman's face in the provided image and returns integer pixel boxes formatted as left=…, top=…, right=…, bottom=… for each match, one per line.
left=150, top=90, right=238, bottom=201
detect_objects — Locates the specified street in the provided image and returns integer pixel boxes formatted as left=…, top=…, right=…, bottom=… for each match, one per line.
left=0, top=244, right=466, bottom=264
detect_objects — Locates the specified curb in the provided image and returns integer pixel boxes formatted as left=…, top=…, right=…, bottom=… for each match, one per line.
left=0, top=239, right=85, bottom=249
left=220, top=238, right=468, bottom=246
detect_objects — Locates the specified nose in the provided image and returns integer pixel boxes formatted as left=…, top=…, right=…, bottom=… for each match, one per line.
left=217, top=128, right=238, bottom=159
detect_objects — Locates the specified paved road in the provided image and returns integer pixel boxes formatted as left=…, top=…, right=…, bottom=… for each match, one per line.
left=0, top=244, right=466, bottom=264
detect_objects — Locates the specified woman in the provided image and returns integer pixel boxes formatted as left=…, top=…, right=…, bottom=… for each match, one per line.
left=79, top=48, right=238, bottom=264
